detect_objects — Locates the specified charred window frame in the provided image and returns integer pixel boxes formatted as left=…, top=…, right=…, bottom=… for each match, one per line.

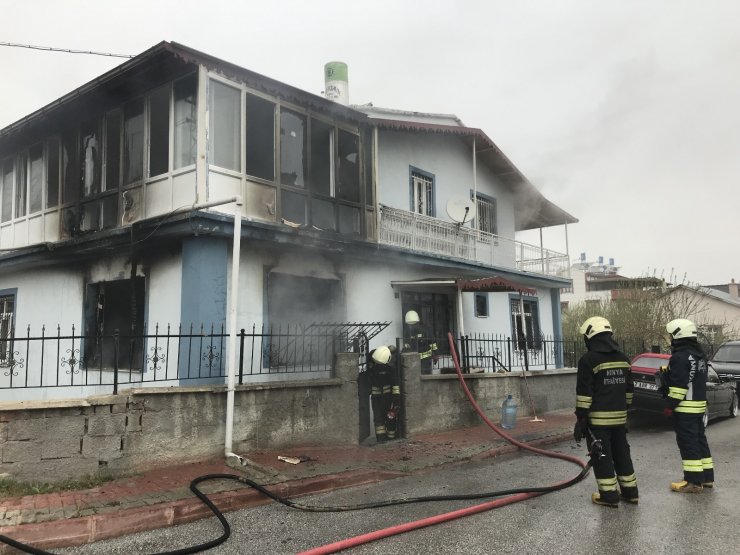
left=0, top=291, right=15, bottom=367
left=46, top=137, right=61, bottom=209
left=1, top=159, right=13, bottom=222
left=84, top=278, right=145, bottom=371
left=245, top=92, right=276, bottom=181
left=148, top=85, right=171, bottom=178
left=174, top=73, right=198, bottom=170
left=409, top=167, right=435, bottom=217
left=509, top=296, right=541, bottom=351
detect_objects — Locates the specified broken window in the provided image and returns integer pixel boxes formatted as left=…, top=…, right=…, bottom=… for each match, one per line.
left=46, top=137, right=60, bottom=208
left=0, top=293, right=15, bottom=366
left=15, top=153, right=27, bottom=218
left=61, top=129, right=80, bottom=204
left=309, top=117, right=332, bottom=196
left=245, top=93, right=275, bottom=181
left=510, top=298, right=541, bottom=350
left=1, top=160, right=13, bottom=222
left=281, top=189, right=306, bottom=225
left=336, top=129, right=359, bottom=202
left=311, top=197, right=335, bottom=231
left=174, top=74, right=197, bottom=170
left=80, top=119, right=101, bottom=197
left=105, top=111, right=121, bottom=191
left=123, top=99, right=145, bottom=185
left=280, top=109, right=306, bottom=187
left=338, top=204, right=360, bottom=236
left=84, top=278, right=145, bottom=371
left=209, top=80, right=241, bottom=171
left=149, top=86, right=170, bottom=177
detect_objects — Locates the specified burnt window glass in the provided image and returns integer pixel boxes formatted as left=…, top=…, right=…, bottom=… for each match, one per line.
left=245, top=93, right=275, bottom=181
left=46, top=137, right=60, bottom=208
left=173, top=74, right=197, bottom=169
left=149, top=87, right=170, bottom=177
left=101, top=195, right=118, bottom=230
left=62, top=129, right=80, bottom=203
left=338, top=204, right=360, bottom=236
left=309, top=118, right=332, bottom=196
left=16, top=153, right=27, bottom=217
left=28, top=145, right=43, bottom=214
left=337, top=130, right=359, bottom=202
left=209, top=80, right=241, bottom=171
left=280, top=109, right=306, bottom=188
left=281, top=189, right=306, bottom=225
left=105, top=111, right=121, bottom=191
left=1, top=161, right=13, bottom=222
left=80, top=119, right=101, bottom=197
left=311, top=197, right=335, bottom=231
left=123, top=99, right=145, bottom=185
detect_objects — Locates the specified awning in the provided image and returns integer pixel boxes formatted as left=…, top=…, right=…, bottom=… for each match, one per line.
left=456, top=276, right=536, bottom=296
left=390, top=276, right=537, bottom=296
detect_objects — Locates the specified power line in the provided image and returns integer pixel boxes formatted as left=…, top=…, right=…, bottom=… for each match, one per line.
left=0, top=41, right=133, bottom=59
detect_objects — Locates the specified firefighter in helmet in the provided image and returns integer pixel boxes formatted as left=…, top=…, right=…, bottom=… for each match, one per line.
left=662, top=318, right=713, bottom=492
left=574, top=316, right=639, bottom=507
left=403, top=309, right=437, bottom=373
left=367, top=345, right=401, bottom=443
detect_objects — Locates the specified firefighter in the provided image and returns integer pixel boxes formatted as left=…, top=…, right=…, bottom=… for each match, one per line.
left=574, top=316, right=638, bottom=507
left=367, top=345, right=401, bottom=443
left=663, top=318, right=713, bottom=493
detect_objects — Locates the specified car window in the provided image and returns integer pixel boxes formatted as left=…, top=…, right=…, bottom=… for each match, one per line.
left=707, top=367, right=719, bottom=383
left=632, top=356, right=668, bottom=369
left=713, top=344, right=740, bottom=363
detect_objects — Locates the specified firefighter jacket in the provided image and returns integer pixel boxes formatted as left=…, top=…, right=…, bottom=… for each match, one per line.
left=665, top=339, right=708, bottom=415
left=575, top=334, right=633, bottom=427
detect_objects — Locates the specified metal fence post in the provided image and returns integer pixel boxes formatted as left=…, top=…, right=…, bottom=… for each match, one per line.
left=238, top=328, right=245, bottom=385
left=113, top=329, right=120, bottom=395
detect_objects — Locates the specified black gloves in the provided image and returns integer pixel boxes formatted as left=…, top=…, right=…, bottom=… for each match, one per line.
left=573, top=417, right=588, bottom=443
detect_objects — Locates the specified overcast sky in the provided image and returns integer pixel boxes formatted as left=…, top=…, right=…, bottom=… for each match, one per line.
left=2, top=0, right=738, bottom=286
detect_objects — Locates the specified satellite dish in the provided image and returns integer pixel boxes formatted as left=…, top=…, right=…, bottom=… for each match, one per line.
left=446, top=196, right=475, bottom=225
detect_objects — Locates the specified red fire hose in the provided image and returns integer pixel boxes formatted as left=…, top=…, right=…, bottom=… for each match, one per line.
left=298, top=333, right=586, bottom=555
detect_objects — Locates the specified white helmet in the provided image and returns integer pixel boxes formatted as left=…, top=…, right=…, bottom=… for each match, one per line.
left=666, top=318, right=697, bottom=340
left=372, top=345, right=392, bottom=365
left=579, top=316, right=612, bottom=339
left=405, top=310, right=420, bottom=325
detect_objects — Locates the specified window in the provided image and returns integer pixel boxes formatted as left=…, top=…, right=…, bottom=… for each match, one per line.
left=80, top=119, right=102, bottom=197
left=410, top=168, right=434, bottom=216
left=173, top=74, right=197, bottom=170
left=0, top=293, right=15, bottom=366
left=510, top=298, right=541, bottom=350
left=28, top=146, right=43, bottom=214
left=280, top=109, right=306, bottom=187
left=149, top=86, right=170, bottom=177
left=309, top=117, right=332, bottom=195
left=1, top=161, right=12, bottom=222
left=61, top=129, right=79, bottom=203
left=209, top=80, right=241, bottom=171
left=245, top=93, right=275, bottom=181
left=15, top=153, right=27, bottom=218
left=337, top=130, right=359, bottom=202
left=105, top=111, right=121, bottom=191
left=475, top=293, right=489, bottom=317
left=46, top=137, right=60, bottom=208
left=123, top=99, right=145, bottom=185
left=84, top=278, right=145, bottom=370
left=475, top=193, right=497, bottom=235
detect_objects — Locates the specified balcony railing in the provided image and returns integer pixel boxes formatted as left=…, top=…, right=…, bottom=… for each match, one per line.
left=378, top=205, right=569, bottom=277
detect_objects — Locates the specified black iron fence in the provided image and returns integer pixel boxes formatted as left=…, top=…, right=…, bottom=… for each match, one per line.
left=0, top=322, right=389, bottom=394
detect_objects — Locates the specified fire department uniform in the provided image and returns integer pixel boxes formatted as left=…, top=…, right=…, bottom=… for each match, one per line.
left=367, top=347, right=401, bottom=442
left=665, top=338, right=713, bottom=488
left=576, top=333, right=639, bottom=506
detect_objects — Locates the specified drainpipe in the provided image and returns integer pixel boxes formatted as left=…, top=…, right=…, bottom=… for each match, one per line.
left=224, top=198, right=243, bottom=459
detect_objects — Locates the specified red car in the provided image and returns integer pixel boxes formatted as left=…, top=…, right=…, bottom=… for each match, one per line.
left=630, top=352, right=738, bottom=426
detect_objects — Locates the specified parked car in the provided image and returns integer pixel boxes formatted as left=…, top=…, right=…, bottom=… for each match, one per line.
left=630, top=352, right=738, bottom=426
left=709, top=340, right=740, bottom=389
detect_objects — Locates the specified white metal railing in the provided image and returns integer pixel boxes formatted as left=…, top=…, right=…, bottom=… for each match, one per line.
left=378, top=205, right=569, bottom=278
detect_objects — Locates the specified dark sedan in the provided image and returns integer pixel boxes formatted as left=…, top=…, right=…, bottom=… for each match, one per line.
left=630, top=352, right=738, bottom=426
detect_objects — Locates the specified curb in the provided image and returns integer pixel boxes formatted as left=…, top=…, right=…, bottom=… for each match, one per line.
left=0, top=431, right=574, bottom=553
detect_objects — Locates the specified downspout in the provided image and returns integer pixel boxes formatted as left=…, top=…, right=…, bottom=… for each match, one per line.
left=224, top=198, right=243, bottom=458
left=539, top=227, right=545, bottom=275
left=472, top=137, right=477, bottom=228
left=456, top=283, right=465, bottom=337
left=373, top=127, right=380, bottom=238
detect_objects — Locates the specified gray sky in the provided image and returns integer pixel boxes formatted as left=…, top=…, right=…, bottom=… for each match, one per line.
left=2, top=0, right=738, bottom=285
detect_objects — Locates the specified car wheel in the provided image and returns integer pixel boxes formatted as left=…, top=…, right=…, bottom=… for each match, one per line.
left=730, top=393, right=739, bottom=418
left=702, top=410, right=709, bottom=428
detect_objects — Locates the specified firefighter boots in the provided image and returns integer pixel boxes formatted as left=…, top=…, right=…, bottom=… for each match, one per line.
left=702, top=481, right=714, bottom=488
left=670, top=480, right=703, bottom=493
left=591, top=492, right=619, bottom=508
left=620, top=493, right=639, bottom=504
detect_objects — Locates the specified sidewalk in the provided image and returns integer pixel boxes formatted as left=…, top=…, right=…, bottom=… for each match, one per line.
left=0, top=410, right=574, bottom=552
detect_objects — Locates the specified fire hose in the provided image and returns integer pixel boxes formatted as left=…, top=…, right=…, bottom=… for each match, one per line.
left=0, top=332, right=597, bottom=554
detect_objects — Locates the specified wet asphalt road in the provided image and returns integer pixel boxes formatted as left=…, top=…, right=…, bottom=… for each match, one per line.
left=60, top=411, right=738, bottom=554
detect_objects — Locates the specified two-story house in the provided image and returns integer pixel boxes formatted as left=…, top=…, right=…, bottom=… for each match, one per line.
left=0, top=42, right=576, bottom=398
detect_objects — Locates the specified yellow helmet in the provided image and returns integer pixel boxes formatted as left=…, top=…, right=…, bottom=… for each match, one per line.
left=579, top=316, right=612, bottom=339
left=372, top=345, right=392, bottom=364
left=405, top=310, right=420, bottom=325
left=666, top=318, right=697, bottom=340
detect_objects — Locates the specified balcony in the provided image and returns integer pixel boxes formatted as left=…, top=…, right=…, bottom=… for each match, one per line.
left=378, top=205, right=568, bottom=278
